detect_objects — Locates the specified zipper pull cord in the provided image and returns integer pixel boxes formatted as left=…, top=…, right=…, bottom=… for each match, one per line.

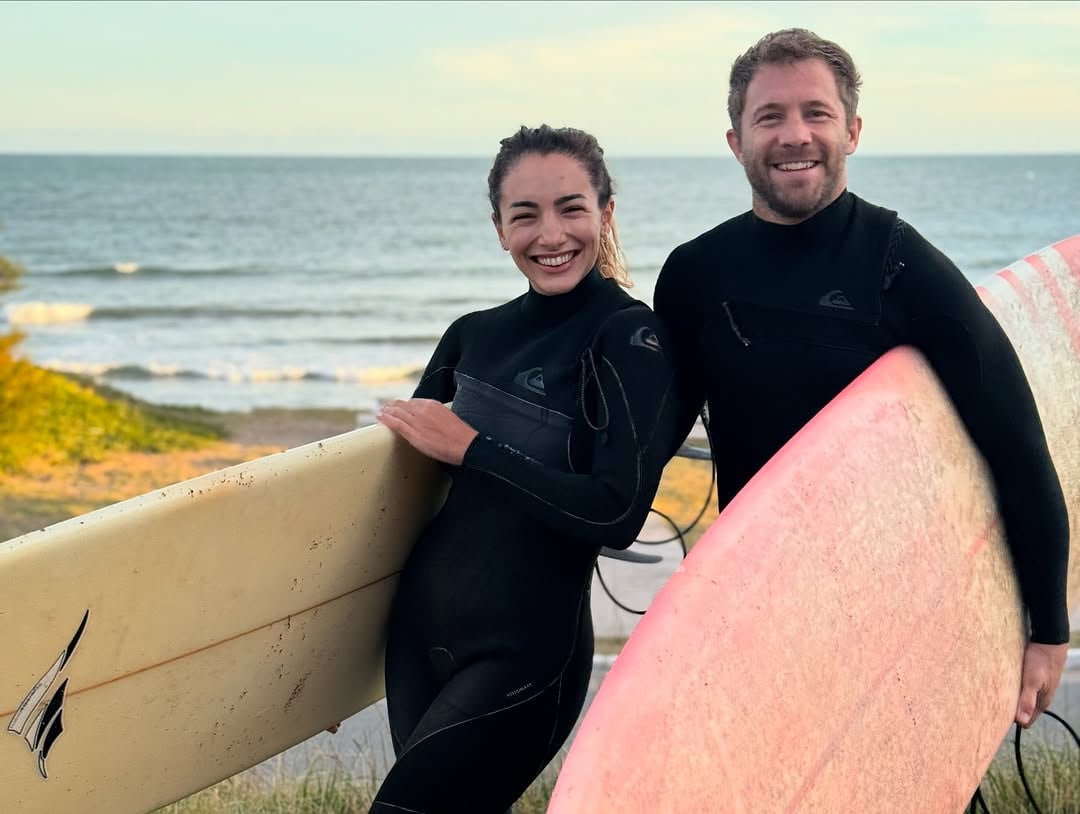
left=722, top=301, right=751, bottom=347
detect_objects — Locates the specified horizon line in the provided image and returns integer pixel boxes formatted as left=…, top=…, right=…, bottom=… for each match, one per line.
left=2, top=150, right=1079, bottom=161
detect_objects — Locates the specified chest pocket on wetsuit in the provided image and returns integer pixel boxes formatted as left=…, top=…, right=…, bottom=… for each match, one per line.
left=451, top=371, right=573, bottom=469
left=700, top=294, right=898, bottom=443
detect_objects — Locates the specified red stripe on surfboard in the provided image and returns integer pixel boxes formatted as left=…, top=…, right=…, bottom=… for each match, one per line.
left=1052, top=235, right=1080, bottom=284
left=781, top=520, right=1000, bottom=812
left=0, top=571, right=401, bottom=717
left=999, top=268, right=1041, bottom=324
left=1023, top=251, right=1080, bottom=361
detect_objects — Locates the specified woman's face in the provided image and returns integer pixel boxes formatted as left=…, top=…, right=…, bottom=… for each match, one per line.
left=494, top=152, right=613, bottom=296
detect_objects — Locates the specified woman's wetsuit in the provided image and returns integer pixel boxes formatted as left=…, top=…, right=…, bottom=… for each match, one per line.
left=371, top=269, right=683, bottom=813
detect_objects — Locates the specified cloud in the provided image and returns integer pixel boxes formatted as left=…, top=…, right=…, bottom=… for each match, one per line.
left=431, top=7, right=765, bottom=92
left=983, top=3, right=1080, bottom=28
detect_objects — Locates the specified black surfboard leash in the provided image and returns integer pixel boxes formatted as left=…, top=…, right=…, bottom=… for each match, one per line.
left=594, top=439, right=714, bottom=615
left=968, top=709, right=1080, bottom=814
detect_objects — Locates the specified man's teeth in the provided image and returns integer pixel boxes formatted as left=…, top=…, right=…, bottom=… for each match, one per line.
left=776, top=161, right=817, bottom=171
left=537, top=253, right=574, bottom=267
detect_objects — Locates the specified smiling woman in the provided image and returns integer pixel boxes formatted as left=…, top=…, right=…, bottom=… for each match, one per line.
left=487, top=130, right=629, bottom=296
left=365, top=124, right=687, bottom=813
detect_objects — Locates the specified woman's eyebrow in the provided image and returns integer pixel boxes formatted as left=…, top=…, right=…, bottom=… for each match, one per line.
left=508, top=193, right=586, bottom=209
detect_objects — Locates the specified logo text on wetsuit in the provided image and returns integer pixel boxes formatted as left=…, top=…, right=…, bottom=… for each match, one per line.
left=506, top=681, right=534, bottom=698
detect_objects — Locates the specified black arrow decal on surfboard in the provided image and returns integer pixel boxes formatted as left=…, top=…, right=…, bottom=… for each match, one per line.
left=34, top=679, right=69, bottom=779
left=6, top=610, right=88, bottom=779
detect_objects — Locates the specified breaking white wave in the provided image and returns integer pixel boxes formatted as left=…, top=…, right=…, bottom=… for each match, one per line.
left=4, top=302, right=94, bottom=325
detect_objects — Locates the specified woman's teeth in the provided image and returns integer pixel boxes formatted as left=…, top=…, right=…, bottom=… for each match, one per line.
left=537, top=252, right=574, bottom=267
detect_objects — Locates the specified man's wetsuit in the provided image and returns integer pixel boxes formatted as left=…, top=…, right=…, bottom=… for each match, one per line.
left=372, top=269, right=682, bottom=813
left=654, top=190, right=1070, bottom=645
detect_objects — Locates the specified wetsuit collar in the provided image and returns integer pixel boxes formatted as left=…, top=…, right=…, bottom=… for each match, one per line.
left=520, top=266, right=609, bottom=322
left=750, top=189, right=855, bottom=249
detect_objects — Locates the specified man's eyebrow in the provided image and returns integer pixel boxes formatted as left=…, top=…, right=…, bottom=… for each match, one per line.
left=752, top=99, right=836, bottom=115
left=750, top=101, right=786, bottom=116
left=508, top=200, right=538, bottom=209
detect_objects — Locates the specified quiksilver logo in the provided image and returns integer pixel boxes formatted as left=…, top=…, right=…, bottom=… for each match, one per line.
left=630, top=326, right=662, bottom=352
left=818, top=289, right=854, bottom=310
left=514, top=367, right=545, bottom=395
left=7, top=610, right=89, bottom=779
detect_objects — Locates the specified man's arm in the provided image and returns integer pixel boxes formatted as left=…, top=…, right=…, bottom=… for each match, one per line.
left=654, top=245, right=708, bottom=457
left=884, top=223, right=1070, bottom=725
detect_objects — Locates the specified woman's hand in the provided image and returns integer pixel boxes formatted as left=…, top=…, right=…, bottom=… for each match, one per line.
left=377, top=398, right=478, bottom=466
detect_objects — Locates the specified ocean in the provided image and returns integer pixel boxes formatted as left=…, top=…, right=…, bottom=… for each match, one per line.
left=2, top=154, right=1078, bottom=413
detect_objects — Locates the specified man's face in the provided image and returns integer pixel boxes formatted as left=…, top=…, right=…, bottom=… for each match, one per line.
left=727, top=58, right=862, bottom=224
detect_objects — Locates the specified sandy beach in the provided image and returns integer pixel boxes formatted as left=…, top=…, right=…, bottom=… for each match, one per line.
left=0, top=407, right=364, bottom=542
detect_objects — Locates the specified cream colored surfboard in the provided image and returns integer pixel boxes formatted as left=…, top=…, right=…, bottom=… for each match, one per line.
left=0, top=426, right=446, bottom=813
left=549, top=236, right=1080, bottom=812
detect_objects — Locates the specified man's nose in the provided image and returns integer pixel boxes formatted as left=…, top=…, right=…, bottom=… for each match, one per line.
left=778, top=116, right=812, bottom=148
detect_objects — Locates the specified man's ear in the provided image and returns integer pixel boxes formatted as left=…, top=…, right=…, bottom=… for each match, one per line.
left=846, top=115, right=863, bottom=156
left=726, top=128, right=744, bottom=165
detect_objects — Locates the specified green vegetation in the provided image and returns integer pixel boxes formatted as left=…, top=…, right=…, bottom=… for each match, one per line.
left=0, top=254, right=24, bottom=294
left=0, top=333, right=221, bottom=472
left=0, top=253, right=220, bottom=473
left=157, top=754, right=558, bottom=814
left=155, top=740, right=1080, bottom=814
left=979, top=738, right=1079, bottom=814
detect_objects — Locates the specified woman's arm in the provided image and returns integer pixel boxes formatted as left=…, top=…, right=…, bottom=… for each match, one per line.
left=458, top=307, right=686, bottom=549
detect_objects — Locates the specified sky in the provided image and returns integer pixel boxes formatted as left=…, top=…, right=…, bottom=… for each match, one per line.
left=1, top=0, right=1078, bottom=157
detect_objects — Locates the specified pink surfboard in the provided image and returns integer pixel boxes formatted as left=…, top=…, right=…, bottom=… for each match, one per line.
left=549, top=237, right=1080, bottom=813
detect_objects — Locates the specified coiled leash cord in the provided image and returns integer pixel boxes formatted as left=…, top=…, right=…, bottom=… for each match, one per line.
left=968, top=709, right=1080, bottom=814
left=595, top=441, right=716, bottom=616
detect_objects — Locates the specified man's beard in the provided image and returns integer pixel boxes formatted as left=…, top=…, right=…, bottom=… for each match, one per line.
left=744, top=152, right=846, bottom=222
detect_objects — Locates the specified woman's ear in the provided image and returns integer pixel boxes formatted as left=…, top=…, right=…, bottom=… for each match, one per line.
left=601, top=198, right=615, bottom=235
left=492, top=212, right=508, bottom=250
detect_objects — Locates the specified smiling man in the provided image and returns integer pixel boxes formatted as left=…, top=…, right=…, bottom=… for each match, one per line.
left=654, top=28, right=1070, bottom=730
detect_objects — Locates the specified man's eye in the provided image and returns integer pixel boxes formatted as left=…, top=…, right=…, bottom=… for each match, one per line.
left=563, top=206, right=585, bottom=214
left=511, top=213, right=535, bottom=222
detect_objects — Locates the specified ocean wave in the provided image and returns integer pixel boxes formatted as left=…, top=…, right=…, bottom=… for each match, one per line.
left=320, top=334, right=443, bottom=346
left=89, top=305, right=352, bottom=320
left=4, top=302, right=94, bottom=325
left=40, top=361, right=426, bottom=385
left=83, top=305, right=453, bottom=324
left=49, top=264, right=258, bottom=279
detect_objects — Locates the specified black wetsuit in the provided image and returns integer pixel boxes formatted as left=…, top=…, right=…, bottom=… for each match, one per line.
left=371, top=269, right=682, bottom=813
left=654, top=191, right=1070, bottom=645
